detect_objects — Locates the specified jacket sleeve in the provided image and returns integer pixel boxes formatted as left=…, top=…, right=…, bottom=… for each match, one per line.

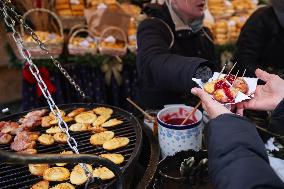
left=137, top=18, right=214, bottom=92
left=268, top=99, right=284, bottom=135
left=206, top=114, right=284, bottom=189
left=233, top=9, right=269, bottom=77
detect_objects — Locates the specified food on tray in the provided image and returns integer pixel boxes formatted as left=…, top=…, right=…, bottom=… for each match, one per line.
left=50, top=182, right=75, bottom=189
left=49, top=110, right=66, bottom=119
left=24, top=31, right=63, bottom=44
left=67, top=108, right=86, bottom=118
left=10, top=131, right=37, bottom=152
left=90, top=131, right=114, bottom=146
left=103, top=137, right=129, bottom=150
left=38, top=134, right=55, bottom=146
left=75, top=112, right=97, bottom=124
left=31, top=180, right=49, bottom=189
left=70, top=37, right=97, bottom=49
left=70, top=164, right=93, bottom=185
left=41, top=116, right=53, bottom=128
left=100, top=40, right=125, bottom=49
left=53, top=133, right=68, bottom=143
left=0, top=121, right=19, bottom=134
left=29, top=164, right=50, bottom=176
left=232, top=77, right=248, bottom=94
left=69, top=123, right=89, bottom=132
left=56, top=150, right=74, bottom=166
left=92, top=114, right=111, bottom=127
left=50, top=117, right=73, bottom=125
left=56, top=0, right=85, bottom=17
left=204, top=74, right=249, bottom=103
left=0, top=133, right=12, bottom=144
left=46, top=126, right=62, bottom=134
left=25, top=109, right=48, bottom=118
left=19, top=109, right=46, bottom=130
left=100, top=154, right=124, bottom=164
left=43, top=167, right=70, bottom=181
left=101, top=118, right=123, bottom=128
left=93, top=167, right=115, bottom=180
left=93, top=107, right=113, bottom=116
left=88, top=125, right=107, bottom=133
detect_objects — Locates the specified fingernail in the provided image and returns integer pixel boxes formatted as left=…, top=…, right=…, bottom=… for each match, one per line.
left=191, top=88, right=197, bottom=94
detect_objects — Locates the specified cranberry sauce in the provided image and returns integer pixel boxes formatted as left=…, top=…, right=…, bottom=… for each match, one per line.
left=214, top=80, right=230, bottom=91
left=165, top=118, right=195, bottom=125
left=161, top=108, right=198, bottom=126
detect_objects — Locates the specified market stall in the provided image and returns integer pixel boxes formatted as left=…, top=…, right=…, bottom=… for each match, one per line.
left=2, top=0, right=284, bottom=189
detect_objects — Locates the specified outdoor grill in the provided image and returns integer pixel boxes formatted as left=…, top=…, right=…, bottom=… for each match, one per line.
left=0, top=103, right=143, bottom=189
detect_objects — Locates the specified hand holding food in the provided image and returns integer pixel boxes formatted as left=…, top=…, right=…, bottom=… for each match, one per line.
left=236, top=69, right=284, bottom=114
left=191, top=87, right=232, bottom=119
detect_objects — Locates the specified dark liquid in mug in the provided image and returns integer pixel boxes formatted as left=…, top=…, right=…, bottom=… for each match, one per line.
left=165, top=118, right=195, bottom=125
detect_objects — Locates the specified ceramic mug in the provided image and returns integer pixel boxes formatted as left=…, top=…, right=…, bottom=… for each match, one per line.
left=157, top=105, right=203, bottom=158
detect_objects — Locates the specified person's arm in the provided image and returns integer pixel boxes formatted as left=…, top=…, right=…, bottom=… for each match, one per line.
left=233, top=8, right=269, bottom=77
left=137, top=18, right=215, bottom=92
left=207, top=114, right=284, bottom=189
left=268, top=99, right=284, bottom=135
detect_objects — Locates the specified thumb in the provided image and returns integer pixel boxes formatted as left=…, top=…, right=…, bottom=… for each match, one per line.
left=191, top=88, right=213, bottom=104
left=255, top=68, right=270, bottom=82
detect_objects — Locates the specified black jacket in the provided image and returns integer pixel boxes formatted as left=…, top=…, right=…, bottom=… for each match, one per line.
left=136, top=4, right=216, bottom=109
left=233, top=6, right=284, bottom=77
left=206, top=106, right=284, bottom=189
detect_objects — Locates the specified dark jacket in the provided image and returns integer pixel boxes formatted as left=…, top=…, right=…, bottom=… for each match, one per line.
left=233, top=6, right=284, bottom=78
left=206, top=109, right=284, bottom=188
left=136, top=4, right=216, bottom=109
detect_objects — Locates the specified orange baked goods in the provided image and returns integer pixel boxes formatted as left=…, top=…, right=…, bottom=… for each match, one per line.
left=204, top=74, right=248, bottom=103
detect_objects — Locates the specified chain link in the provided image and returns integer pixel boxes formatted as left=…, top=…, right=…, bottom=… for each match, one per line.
left=0, top=0, right=92, bottom=182
left=1, top=0, right=87, bottom=99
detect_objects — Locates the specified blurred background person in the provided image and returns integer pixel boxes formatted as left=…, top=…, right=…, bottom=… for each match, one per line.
left=233, top=0, right=284, bottom=78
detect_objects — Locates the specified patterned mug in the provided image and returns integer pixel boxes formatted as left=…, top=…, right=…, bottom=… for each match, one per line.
left=157, top=105, right=203, bottom=158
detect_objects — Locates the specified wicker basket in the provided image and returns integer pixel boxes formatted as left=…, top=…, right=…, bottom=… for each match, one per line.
left=98, top=26, right=127, bottom=56
left=20, top=8, right=64, bottom=59
left=68, top=28, right=98, bottom=56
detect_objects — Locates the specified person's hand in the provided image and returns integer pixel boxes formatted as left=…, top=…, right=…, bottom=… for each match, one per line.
left=191, top=87, right=232, bottom=119
left=236, top=69, right=284, bottom=115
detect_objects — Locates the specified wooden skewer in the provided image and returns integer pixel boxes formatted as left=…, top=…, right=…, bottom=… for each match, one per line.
left=217, top=63, right=227, bottom=80
left=241, top=69, right=247, bottom=79
left=232, top=70, right=239, bottom=86
left=226, top=61, right=237, bottom=78
left=181, top=101, right=202, bottom=125
left=126, top=98, right=155, bottom=121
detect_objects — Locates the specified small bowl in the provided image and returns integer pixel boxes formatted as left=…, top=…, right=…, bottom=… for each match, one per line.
left=157, top=105, right=203, bottom=158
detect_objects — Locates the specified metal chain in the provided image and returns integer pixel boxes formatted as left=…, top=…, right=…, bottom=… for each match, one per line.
left=0, top=1, right=93, bottom=184
left=1, top=0, right=87, bottom=99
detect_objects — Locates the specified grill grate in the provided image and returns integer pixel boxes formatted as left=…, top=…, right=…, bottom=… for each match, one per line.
left=0, top=103, right=142, bottom=189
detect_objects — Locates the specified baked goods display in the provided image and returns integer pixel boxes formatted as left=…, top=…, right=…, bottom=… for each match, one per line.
left=23, top=31, right=63, bottom=44
left=31, top=180, right=49, bottom=189
left=55, top=0, right=85, bottom=17
left=205, top=0, right=257, bottom=45
left=204, top=74, right=249, bottom=103
left=68, top=29, right=98, bottom=55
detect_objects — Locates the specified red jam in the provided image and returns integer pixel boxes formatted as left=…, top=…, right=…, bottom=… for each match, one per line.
left=214, top=78, right=235, bottom=103
left=214, top=80, right=230, bottom=91
left=165, top=118, right=195, bottom=125
left=223, top=87, right=234, bottom=102
left=226, top=74, right=235, bottom=84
